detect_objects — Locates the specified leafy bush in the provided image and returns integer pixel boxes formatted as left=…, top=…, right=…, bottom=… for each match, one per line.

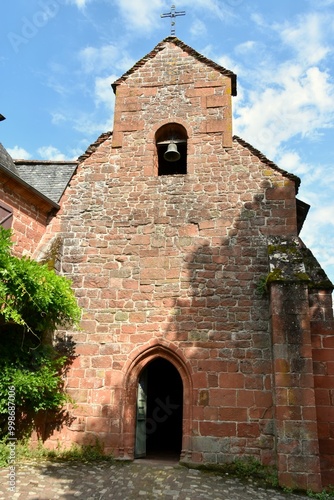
left=0, top=228, right=81, bottom=438
left=0, top=228, right=80, bottom=333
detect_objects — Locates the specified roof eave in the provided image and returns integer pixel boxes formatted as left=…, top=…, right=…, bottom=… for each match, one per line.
left=0, top=164, right=60, bottom=210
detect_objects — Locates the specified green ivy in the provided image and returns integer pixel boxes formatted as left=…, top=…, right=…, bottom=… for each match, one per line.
left=0, top=227, right=81, bottom=439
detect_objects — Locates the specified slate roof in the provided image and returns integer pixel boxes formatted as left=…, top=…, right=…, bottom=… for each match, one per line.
left=0, top=142, right=19, bottom=176
left=14, top=160, right=77, bottom=204
left=0, top=141, right=77, bottom=207
left=112, top=36, right=238, bottom=96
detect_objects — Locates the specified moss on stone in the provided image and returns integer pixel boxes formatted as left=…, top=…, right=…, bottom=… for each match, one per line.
left=266, top=268, right=283, bottom=283
left=257, top=268, right=313, bottom=297
left=256, top=269, right=283, bottom=296
left=293, top=272, right=311, bottom=282
left=268, top=244, right=299, bottom=256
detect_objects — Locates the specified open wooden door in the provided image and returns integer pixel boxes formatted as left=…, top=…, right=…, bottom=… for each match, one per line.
left=0, top=202, right=13, bottom=229
left=134, top=369, right=147, bottom=458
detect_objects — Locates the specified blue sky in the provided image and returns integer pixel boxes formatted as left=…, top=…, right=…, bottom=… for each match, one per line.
left=1, top=0, right=334, bottom=285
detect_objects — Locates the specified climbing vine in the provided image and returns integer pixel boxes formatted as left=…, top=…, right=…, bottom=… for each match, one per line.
left=0, top=228, right=81, bottom=438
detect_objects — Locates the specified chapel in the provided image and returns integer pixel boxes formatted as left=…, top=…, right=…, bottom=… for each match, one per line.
left=1, top=37, right=334, bottom=491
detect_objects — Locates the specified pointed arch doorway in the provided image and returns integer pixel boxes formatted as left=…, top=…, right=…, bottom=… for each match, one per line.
left=135, top=357, right=183, bottom=460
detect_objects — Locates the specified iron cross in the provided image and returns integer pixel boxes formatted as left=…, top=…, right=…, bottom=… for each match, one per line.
left=161, top=5, right=186, bottom=36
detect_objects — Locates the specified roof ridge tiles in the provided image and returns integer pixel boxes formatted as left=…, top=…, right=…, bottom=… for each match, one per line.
left=77, top=131, right=113, bottom=163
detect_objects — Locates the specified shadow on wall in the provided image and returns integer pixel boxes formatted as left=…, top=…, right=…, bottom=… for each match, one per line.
left=26, top=334, right=77, bottom=443
left=41, top=190, right=280, bottom=459
left=119, top=190, right=277, bottom=463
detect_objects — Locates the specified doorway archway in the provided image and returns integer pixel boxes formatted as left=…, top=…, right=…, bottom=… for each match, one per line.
left=135, top=357, right=183, bottom=459
left=121, top=342, right=193, bottom=461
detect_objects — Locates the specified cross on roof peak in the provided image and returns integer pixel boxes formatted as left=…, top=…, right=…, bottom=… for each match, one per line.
left=161, top=5, right=186, bottom=36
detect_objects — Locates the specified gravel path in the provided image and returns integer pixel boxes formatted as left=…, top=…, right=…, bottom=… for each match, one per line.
left=0, top=460, right=309, bottom=499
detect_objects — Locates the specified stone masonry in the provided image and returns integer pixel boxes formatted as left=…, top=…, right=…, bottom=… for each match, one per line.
left=5, top=37, right=332, bottom=491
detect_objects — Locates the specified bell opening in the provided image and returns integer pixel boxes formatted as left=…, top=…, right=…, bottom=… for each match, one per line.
left=156, top=123, right=188, bottom=176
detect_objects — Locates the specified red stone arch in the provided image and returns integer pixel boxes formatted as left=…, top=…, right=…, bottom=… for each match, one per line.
left=148, top=117, right=193, bottom=142
left=120, top=341, right=193, bottom=460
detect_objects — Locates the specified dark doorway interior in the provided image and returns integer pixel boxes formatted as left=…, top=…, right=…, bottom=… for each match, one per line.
left=145, top=358, right=183, bottom=459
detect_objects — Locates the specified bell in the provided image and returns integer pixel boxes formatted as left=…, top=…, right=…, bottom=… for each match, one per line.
left=164, top=141, right=181, bottom=162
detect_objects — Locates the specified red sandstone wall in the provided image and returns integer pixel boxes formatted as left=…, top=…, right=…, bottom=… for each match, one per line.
left=43, top=133, right=298, bottom=462
left=312, top=321, right=334, bottom=487
left=0, top=178, right=49, bottom=256
left=41, top=41, right=299, bottom=464
left=270, top=282, right=323, bottom=491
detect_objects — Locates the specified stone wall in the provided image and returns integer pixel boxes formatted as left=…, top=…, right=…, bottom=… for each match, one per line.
left=312, top=315, right=334, bottom=487
left=36, top=39, right=333, bottom=492
left=42, top=122, right=298, bottom=463
left=0, top=173, right=50, bottom=255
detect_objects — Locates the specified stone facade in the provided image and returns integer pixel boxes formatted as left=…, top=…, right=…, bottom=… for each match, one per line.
left=0, top=167, right=54, bottom=255
left=1, top=38, right=334, bottom=491
left=312, top=317, right=334, bottom=487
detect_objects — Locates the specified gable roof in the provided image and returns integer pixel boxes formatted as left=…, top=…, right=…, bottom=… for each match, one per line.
left=14, top=160, right=77, bottom=204
left=112, top=36, right=237, bottom=96
left=0, top=142, right=77, bottom=208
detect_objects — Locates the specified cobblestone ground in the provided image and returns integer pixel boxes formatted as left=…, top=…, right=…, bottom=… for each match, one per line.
left=0, top=460, right=309, bottom=500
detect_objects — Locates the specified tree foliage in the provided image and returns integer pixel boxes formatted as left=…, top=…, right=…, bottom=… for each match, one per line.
left=0, top=228, right=81, bottom=334
left=0, top=228, right=81, bottom=438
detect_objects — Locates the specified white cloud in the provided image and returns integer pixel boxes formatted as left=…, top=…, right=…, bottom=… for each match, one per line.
left=113, top=0, right=165, bottom=31
left=7, top=146, right=31, bottom=160
left=72, top=114, right=113, bottom=136
left=79, top=45, right=117, bottom=73
left=276, top=151, right=334, bottom=197
left=232, top=9, right=334, bottom=271
left=48, top=80, right=70, bottom=97
left=49, top=73, right=116, bottom=141
left=308, top=0, right=334, bottom=7
left=300, top=203, right=334, bottom=282
left=66, top=0, right=91, bottom=9
left=37, top=146, right=67, bottom=160
left=234, top=60, right=334, bottom=159
left=277, top=13, right=331, bottom=65
left=250, top=12, right=266, bottom=28
left=200, top=44, right=240, bottom=75
left=276, top=151, right=310, bottom=177
left=51, top=112, right=67, bottom=125
left=94, top=75, right=117, bottom=110
left=235, top=41, right=257, bottom=54
left=111, top=0, right=236, bottom=33
left=306, top=205, right=334, bottom=229
left=182, top=0, right=234, bottom=21
left=79, top=44, right=135, bottom=75
left=190, top=19, right=207, bottom=38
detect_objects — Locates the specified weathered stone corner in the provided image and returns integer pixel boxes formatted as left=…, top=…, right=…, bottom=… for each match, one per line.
left=267, top=236, right=310, bottom=284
